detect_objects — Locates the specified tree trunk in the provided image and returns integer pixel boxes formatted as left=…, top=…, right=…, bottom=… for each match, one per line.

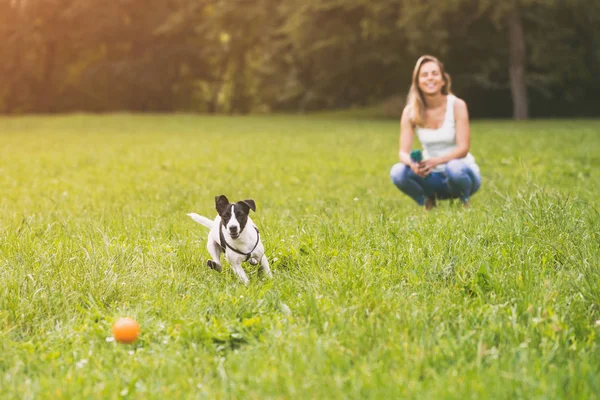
left=507, top=6, right=528, bottom=120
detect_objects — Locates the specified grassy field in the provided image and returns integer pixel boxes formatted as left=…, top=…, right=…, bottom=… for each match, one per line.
left=0, top=114, right=599, bottom=399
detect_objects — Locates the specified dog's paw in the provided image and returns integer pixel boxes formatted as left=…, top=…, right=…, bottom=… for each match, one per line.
left=207, top=260, right=222, bottom=273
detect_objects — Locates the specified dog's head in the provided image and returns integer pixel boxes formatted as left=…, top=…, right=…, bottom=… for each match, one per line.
left=215, top=195, right=256, bottom=239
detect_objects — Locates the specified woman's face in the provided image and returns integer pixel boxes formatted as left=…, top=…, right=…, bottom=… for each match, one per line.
left=417, top=61, right=445, bottom=96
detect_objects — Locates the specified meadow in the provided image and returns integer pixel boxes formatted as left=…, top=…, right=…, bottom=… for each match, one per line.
left=0, top=114, right=598, bottom=399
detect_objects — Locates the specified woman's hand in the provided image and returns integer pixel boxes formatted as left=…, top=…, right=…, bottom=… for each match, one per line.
left=410, top=162, right=428, bottom=177
left=420, top=158, right=441, bottom=176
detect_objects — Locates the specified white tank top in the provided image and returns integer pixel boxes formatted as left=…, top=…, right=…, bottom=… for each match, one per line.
left=415, top=94, right=477, bottom=173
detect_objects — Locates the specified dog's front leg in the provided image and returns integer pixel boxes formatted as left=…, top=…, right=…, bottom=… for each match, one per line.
left=230, top=262, right=249, bottom=285
left=206, top=240, right=223, bottom=273
left=260, top=255, right=273, bottom=278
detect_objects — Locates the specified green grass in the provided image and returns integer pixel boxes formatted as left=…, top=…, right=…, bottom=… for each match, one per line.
left=0, top=114, right=599, bottom=399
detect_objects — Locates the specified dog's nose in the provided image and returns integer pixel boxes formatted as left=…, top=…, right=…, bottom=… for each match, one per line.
left=229, top=227, right=238, bottom=234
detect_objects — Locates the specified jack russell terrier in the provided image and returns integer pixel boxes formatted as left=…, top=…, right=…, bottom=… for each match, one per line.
left=187, top=195, right=272, bottom=285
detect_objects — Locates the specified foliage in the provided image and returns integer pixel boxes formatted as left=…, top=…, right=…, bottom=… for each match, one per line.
left=0, top=0, right=599, bottom=116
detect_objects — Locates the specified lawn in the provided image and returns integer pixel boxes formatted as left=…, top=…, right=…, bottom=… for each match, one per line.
left=0, top=114, right=599, bottom=399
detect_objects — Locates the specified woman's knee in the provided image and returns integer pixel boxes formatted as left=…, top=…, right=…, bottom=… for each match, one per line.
left=390, top=163, right=410, bottom=186
left=446, top=160, right=468, bottom=179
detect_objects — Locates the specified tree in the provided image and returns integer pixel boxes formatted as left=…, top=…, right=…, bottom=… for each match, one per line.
left=0, top=0, right=598, bottom=116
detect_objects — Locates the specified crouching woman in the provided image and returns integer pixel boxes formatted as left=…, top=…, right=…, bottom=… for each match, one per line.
left=390, top=55, right=481, bottom=210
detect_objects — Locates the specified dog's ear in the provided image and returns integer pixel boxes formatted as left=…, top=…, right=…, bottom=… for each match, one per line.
left=240, top=199, right=256, bottom=212
left=215, top=195, right=230, bottom=214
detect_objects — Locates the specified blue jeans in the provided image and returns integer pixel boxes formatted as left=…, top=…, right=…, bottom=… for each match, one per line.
left=390, top=160, right=481, bottom=205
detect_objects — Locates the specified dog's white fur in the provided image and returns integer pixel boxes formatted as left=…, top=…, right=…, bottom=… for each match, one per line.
left=187, top=210, right=272, bottom=285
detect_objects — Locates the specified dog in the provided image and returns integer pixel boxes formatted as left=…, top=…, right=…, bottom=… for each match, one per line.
left=187, top=195, right=272, bottom=285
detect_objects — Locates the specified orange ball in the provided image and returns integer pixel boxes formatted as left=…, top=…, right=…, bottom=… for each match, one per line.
left=112, top=317, right=140, bottom=344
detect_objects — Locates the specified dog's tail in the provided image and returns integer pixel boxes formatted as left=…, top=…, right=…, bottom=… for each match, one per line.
left=186, top=213, right=214, bottom=229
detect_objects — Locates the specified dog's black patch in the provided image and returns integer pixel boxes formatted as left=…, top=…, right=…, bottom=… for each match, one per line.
left=215, top=195, right=230, bottom=215
left=233, top=202, right=252, bottom=232
left=240, top=199, right=256, bottom=212
left=219, top=204, right=235, bottom=229
left=214, top=195, right=256, bottom=236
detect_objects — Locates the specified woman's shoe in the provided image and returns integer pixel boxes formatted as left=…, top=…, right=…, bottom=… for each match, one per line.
left=425, top=196, right=437, bottom=211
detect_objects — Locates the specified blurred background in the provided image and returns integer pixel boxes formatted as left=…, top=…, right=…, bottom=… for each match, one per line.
left=1, top=0, right=599, bottom=119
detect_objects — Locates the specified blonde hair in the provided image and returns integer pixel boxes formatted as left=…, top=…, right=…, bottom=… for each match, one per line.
left=407, top=55, right=452, bottom=127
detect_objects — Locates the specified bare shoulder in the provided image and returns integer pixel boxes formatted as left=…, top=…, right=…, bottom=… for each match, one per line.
left=453, top=96, right=469, bottom=117
left=453, top=96, right=468, bottom=109
left=401, top=104, right=413, bottom=121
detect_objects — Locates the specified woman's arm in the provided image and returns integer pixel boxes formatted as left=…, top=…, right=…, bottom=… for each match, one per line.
left=399, top=106, right=427, bottom=177
left=421, top=98, right=471, bottom=172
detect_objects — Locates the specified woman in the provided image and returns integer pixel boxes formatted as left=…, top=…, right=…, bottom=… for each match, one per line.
left=390, top=55, right=481, bottom=210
